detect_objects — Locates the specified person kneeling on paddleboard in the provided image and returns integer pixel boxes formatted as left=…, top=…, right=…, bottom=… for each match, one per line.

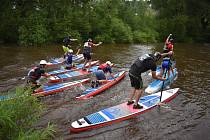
left=64, top=49, right=74, bottom=70
left=27, top=60, right=50, bottom=91
left=91, top=61, right=115, bottom=88
left=98, top=61, right=115, bottom=79
left=127, top=51, right=173, bottom=109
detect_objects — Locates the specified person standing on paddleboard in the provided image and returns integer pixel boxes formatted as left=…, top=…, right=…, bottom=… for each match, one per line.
left=63, top=35, right=77, bottom=53
left=163, top=34, right=174, bottom=53
left=161, top=34, right=175, bottom=78
left=27, top=60, right=50, bottom=91
left=127, top=51, right=173, bottom=109
left=82, top=38, right=102, bottom=71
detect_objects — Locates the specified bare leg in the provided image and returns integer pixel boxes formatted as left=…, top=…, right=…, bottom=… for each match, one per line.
left=160, top=68, right=164, bottom=77
left=88, top=59, right=92, bottom=70
left=171, top=67, right=174, bottom=76
left=83, top=59, right=88, bottom=69
left=167, top=69, right=170, bottom=78
left=128, top=88, right=136, bottom=102
left=134, top=89, right=143, bottom=105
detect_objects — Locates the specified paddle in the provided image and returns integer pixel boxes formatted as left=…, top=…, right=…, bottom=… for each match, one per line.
left=114, top=63, right=131, bottom=68
left=76, top=49, right=81, bottom=55
left=159, top=68, right=168, bottom=103
left=159, top=52, right=174, bottom=105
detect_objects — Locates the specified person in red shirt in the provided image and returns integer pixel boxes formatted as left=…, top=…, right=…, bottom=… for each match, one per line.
left=91, top=61, right=115, bottom=88
left=163, top=34, right=174, bottom=53
left=82, top=38, right=102, bottom=70
left=161, top=34, right=175, bottom=80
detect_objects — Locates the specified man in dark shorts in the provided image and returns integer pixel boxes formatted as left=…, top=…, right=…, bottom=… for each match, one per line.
left=82, top=38, right=102, bottom=70
left=127, top=51, right=173, bottom=109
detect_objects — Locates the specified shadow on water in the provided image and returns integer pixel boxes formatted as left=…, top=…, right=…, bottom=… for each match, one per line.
left=1, top=43, right=210, bottom=140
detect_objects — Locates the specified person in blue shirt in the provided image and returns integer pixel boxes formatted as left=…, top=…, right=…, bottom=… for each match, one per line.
left=64, top=49, right=73, bottom=70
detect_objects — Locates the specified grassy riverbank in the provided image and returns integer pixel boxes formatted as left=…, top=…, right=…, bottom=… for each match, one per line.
left=0, top=87, right=55, bottom=140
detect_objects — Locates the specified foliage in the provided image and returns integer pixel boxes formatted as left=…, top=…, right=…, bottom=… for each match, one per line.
left=0, top=87, right=55, bottom=140
left=151, top=0, right=210, bottom=42
left=110, top=18, right=133, bottom=43
left=1, top=0, right=209, bottom=45
left=0, top=0, right=158, bottom=45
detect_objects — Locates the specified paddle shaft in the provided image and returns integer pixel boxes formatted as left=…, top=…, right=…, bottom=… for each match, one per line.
left=160, top=67, right=168, bottom=102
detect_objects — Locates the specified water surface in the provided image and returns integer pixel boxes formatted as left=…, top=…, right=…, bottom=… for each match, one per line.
left=0, top=43, right=210, bottom=140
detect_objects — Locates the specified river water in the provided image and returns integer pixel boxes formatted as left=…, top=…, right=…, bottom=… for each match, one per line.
left=0, top=43, right=210, bottom=140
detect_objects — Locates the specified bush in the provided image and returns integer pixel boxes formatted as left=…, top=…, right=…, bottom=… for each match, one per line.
left=157, top=15, right=188, bottom=42
left=18, top=12, right=49, bottom=46
left=133, top=29, right=158, bottom=43
left=0, top=87, right=55, bottom=140
left=95, top=33, right=115, bottom=43
left=110, top=18, right=133, bottom=43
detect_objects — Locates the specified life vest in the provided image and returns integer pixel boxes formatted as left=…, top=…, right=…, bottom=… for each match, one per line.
left=164, top=42, right=173, bottom=52
left=83, top=42, right=91, bottom=54
left=99, top=63, right=108, bottom=70
left=28, top=66, right=43, bottom=80
left=28, top=67, right=38, bottom=77
left=65, top=53, right=73, bottom=64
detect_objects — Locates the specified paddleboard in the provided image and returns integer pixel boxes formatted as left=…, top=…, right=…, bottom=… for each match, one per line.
left=48, top=66, right=98, bottom=83
left=48, top=63, right=114, bottom=83
left=33, top=78, right=90, bottom=96
left=47, top=60, right=99, bottom=76
left=0, top=94, right=15, bottom=101
left=47, top=54, right=84, bottom=67
left=145, top=68, right=177, bottom=94
left=70, top=88, right=179, bottom=132
left=76, top=71, right=126, bottom=100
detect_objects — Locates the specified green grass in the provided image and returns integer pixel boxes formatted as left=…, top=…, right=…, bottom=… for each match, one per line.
left=0, top=87, right=55, bottom=140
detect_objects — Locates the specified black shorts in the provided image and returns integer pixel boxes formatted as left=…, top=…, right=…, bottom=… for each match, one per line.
left=129, top=73, right=143, bottom=90
left=83, top=52, right=91, bottom=60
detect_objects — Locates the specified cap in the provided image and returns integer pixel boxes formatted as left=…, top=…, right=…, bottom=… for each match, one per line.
left=106, top=61, right=112, bottom=65
left=40, top=60, right=47, bottom=65
left=88, top=38, right=92, bottom=42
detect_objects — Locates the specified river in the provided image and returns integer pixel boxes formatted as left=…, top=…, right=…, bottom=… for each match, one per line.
left=0, top=43, right=210, bottom=140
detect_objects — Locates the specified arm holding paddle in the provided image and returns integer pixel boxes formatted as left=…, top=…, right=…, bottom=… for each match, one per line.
left=151, top=71, right=166, bottom=81
left=152, top=51, right=173, bottom=81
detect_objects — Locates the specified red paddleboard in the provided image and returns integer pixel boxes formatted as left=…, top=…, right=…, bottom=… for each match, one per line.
left=70, top=88, right=179, bottom=132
